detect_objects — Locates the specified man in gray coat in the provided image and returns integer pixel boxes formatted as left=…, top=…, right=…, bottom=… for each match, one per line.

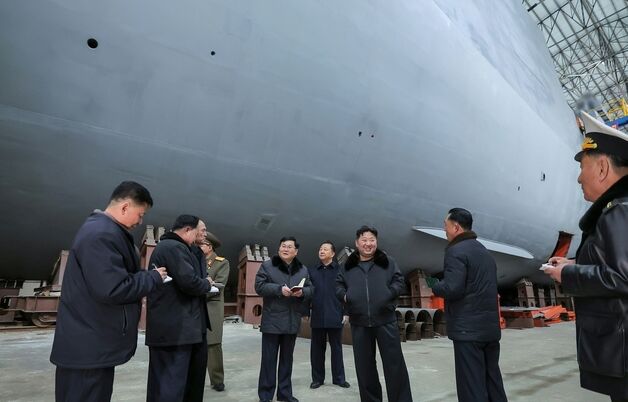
left=431, top=208, right=507, bottom=402
left=543, top=112, right=628, bottom=402
left=255, top=236, right=313, bottom=402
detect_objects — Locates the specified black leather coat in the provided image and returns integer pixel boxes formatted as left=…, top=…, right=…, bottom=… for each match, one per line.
left=562, top=175, right=628, bottom=399
left=336, top=250, right=405, bottom=327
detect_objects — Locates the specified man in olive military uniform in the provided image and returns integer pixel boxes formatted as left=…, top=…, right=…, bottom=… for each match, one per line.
left=200, top=231, right=230, bottom=392
left=543, top=112, right=628, bottom=402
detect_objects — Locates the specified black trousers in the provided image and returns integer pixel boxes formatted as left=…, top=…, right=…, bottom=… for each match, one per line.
left=453, top=340, right=507, bottom=402
left=147, top=341, right=208, bottom=402
left=351, top=322, right=413, bottom=402
left=55, top=366, right=114, bottom=402
left=258, top=333, right=297, bottom=401
left=311, top=327, right=346, bottom=384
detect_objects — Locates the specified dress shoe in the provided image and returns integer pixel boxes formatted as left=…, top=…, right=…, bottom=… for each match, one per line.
left=212, top=383, right=225, bottom=392
left=259, top=400, right=271, bottom=402
left=309, top=381, right=323, bottom=389
left=277, top=397, right=299, bottom=402
left=334, top=381, right=350, bottom=388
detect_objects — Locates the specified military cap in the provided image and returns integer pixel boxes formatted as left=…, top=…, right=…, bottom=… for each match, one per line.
left=575, top=111, right=628, bottom=161
left=203, top=230, right=222, bottom=249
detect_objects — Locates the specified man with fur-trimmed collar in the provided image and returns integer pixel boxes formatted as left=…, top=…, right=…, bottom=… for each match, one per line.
left=255, top=236, right=313, bottom=402
left=543, top=112, right=628, bottom=402
left=336, top=226, right=412, bottom=402
left=431, top=208, right=507, bottom=402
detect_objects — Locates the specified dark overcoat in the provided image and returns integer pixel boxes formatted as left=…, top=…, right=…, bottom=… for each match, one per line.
left=50, top=212, right=161, bottom=369
left=432, top=231, right=501, bottom=342
left=562, top=175, right=628, bottom=399
left=255, top=256, right=313, bottom=334
left=145, top=232, right=211, bottom=347
left=308, top=261, right=344, bottom=329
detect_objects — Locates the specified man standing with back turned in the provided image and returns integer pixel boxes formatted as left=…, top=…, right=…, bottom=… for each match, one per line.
left=50, top=181, right=167, bottom=402
left=431, top=208, right=507, bottom=402
left=336, top=225, right=412, bottom=402
left=543, top=112, right=628, bottom=402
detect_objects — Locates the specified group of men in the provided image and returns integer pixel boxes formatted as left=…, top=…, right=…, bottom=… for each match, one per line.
left=50, top=110, right=628, bottom=402
left=50, top=184, right=230, bottom=402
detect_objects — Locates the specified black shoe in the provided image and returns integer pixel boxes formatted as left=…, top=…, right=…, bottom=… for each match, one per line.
left=334, top=381, right=350, bottom=388
left=212, top=383, right=225, bottom=392
left=260, top=400, right=271, bottom=402
left=277, top=397, right=299, bottom=402
left=310, top=381, right=323, bottom=389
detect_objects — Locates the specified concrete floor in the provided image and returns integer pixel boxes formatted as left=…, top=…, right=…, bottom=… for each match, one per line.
left=0, top=321, right=608, bottom=402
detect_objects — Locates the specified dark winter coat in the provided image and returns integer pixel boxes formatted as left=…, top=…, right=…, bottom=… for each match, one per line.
left=145, top=232, right=211, bottom=347
left=561, top=175, right=628, bottom=399
left=255, top=256, right=313, bottom=334
left=308, top=261, right=344, bottom=329
left=50, top=212, right=162, bottom=369
left=336, top=249, right=405, bottom=327
left=432, top=231, right=501, bottom=342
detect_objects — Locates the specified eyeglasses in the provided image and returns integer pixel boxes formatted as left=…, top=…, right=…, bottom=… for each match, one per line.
left=280, top=244, right=296, bottom=250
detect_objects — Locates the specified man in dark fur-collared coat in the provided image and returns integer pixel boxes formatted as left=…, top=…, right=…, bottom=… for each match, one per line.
left=336, top=226, right=412, bottom=402
left=432, top=208, right=507, bottom=402
left=255, top=236, right=313, bottom=402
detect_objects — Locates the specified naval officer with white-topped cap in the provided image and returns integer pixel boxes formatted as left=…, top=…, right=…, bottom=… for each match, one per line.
left=543, top=112, right=628, bottom=402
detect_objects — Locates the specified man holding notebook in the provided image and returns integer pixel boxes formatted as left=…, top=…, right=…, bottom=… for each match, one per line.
left=255, top=236, right=313, bottom=402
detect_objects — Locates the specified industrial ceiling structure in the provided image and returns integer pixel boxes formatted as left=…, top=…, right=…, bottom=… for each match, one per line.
left=523, top=0, right=628, bottom=131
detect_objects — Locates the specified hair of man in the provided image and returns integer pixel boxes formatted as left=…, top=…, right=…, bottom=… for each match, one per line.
left=355, top=225, right=378, bottom=239
left=171, top=214, right=200, bottom=231
left=447, top=208, right=473, bottom=231
left=109, top=180, right=153, bottom=207
left=279, top=236, right=299, bottom=249
left=320, top=240, right=336, bottom=253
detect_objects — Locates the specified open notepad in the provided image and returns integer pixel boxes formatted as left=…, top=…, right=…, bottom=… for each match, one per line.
left=290, top=278, right=306, bottom=292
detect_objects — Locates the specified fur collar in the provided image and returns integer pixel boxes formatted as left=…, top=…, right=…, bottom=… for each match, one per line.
left=580, top=175, right=628, bottom=234
left=271, top=255, right=304, bottom=273
left=344, top=249, right=389, bottom=270
left=160, top=231, right=191, bottom=249
left=446, top=230, right=477, bottom=249
left=576, top=175, right=628, bottom=257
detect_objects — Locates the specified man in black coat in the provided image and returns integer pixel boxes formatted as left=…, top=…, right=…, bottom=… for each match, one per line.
left=255, top=236, right=313, bottom=402
left=543, top=112, right=628, bottom=402
left=336, top=226, right=412, bottom=402
left=431, top=208, right=507, bottom=402
left=145, top=215, right=213, bottom=402
left=50, top=181, right=167, bottom=402
left=308, top=241, right=349, bottom=390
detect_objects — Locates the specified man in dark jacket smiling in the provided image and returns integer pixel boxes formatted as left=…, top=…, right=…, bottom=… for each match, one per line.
left=145, top=215, right=213, bottom=402
left=308, top=241, right=349, bottom=390
left=543, top=112, right=628, bottom=402
left=336, top=226, right=412, bottom=402
left=50, top=181, right=167, bottom=402
left=255, top=236, right=313, bottom=402
left=432, top=208, right=507, bottom=402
